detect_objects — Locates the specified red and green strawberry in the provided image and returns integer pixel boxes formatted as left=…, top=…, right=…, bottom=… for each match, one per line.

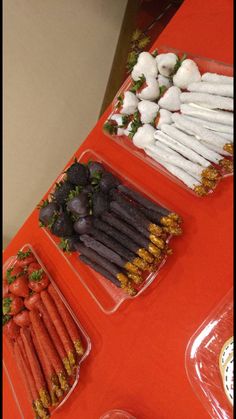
left=6, top=267, right=29, bottom=298
left=2, top=249, right=52, bottom=339
left=27, top=262, right=42, bottom=276
left=28, top=268, right=49, bottom=292
left=3, top=295, right=24, bottom=316
left=15, top=249, right=36, bottom=268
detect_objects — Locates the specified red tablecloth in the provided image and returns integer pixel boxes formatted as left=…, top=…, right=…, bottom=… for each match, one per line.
left=3, top=0, right=233, bottom=418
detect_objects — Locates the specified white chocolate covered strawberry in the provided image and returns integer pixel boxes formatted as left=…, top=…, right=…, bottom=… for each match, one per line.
left=155, top=109, right=172, bottom=129
left=157, top=74, right=172, bottom=89
left=132, top=124, right=156, bottom=148
left=173, top=59, right=201, bottom=89
left=135, top=76, right=160, bottom=101
left=158, top=86, right=181, bottom=111
left=117, top=91, right=139, bottom=115
left=103, top=113, right=129, bottom=136
left=156, top=53, right=178, bottom=77
left=131, top=51, right=158, bottom=81
left=138, top=100, right=159, bottom=124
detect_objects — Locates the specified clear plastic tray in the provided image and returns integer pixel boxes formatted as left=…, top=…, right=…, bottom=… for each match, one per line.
left=103, top=45, right=233, bottom=197
left=3, top=244, right=91, bottom=419
left=41, top=149, right=178, bottom=314
left=185, top=288, right=233, bottom=418
left=99, top=410, right=136, bottom=419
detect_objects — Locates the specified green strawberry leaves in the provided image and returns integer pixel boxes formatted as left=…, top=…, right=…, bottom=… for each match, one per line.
left=3, top=298, right=12, bottom=315
left=17, top=249, right=32, bottom=260
left=6, top=268, right=23, bottom=284
left=173, top=53, right=187, bottom=75
left=130, top=75, right=146, bottom=93
left=103, top=121, right=117, bottom=135
left=29, top=269, right=44, bottom=282
left=3, top=314, right=11, bottom=325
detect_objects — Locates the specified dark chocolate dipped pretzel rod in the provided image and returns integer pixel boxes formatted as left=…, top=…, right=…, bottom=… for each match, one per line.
left=79, top=255, right=136, bottom=296
left=137, top=206, right=182, bottom=235
left=94, top=217, right=155, bottom=266
left=89, top=227, right=149, bottom=271
left=109, top=190, right=164, bottom=238
left=76, top=243, right=141, bottom=288
left=101, top=211, right=162, bottom=258
left=117, top=184, right=182, bottom=224
left=110, top=201, right=166, bottom=250
left=80, top=234, right=141, bottom=275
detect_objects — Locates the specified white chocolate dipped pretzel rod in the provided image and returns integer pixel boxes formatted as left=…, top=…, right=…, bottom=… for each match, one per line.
left=172, top=113, right=233, bottom=154
left=180, top=103, right=233, bottom=126
left=146, top=143, right=209, bottom=182
left=155, top=130, right=213, bottom=168
left=145, top=146, right=207, bottom=195
left=161, top=124, right=225, bottom=164
left=201, top=72, right=233, bottom=84
left=187, top=81, right=233, bottom=98
left=148, top=140, right=220, bottom=188
left=182, top=114, right=233, bottom=135
left=180, top=92, right=233, bottom=111
left=200, top=141, right=232, bottom=157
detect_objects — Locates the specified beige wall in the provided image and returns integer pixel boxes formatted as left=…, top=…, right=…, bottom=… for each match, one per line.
left=3, top=0, right=127, bottom=247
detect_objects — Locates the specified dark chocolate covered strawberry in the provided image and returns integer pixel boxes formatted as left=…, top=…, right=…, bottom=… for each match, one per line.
left=66, top=161, right=89, bottom=186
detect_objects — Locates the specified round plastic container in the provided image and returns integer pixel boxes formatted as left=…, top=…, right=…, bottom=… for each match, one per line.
left=185, top=288, right=233, bottom=418
left=99, top=409, right=136, bottom=419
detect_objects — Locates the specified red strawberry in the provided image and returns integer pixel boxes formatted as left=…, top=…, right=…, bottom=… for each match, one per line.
left=3, top=294, right=24, bottom=316
left=29, top=269, right=49, bottom=293
left=6, top=266, right=24, bottom=284
left=9, top=275, right=29, bottom=298
left=27, top=262, right=42, bottom=276
left=13, top=310, right=31, bottom=327
left=24, top=292, right=41, bottom=310
left=15, top=249, right=36, bottom=268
